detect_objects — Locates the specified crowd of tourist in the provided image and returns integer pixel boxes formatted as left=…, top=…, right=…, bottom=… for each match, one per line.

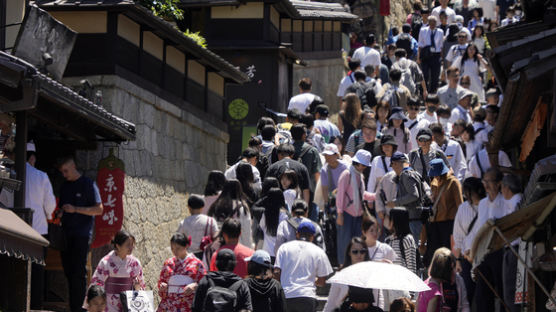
left=78, top=0, right=527, bottom=311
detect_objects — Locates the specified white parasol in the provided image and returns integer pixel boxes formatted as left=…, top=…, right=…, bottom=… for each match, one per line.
left=327, top=261, right=430, bottom=292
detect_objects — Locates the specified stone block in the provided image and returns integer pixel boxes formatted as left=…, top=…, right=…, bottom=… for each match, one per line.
left=132, top=151, right=142, bottom=177
left=153, top=110, right=162, bottom=133
left=139, top=102, right=155, bottom=128
left=182, top=143, right=192, bottom=161
left=151, top=131, right=159, bottom=157
left=146, top=152, right=154, bottom=177
left=122, top=93, right=139, bottom=124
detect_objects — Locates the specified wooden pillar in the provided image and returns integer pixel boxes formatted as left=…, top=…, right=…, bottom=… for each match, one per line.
left=14, top=110, right=27, bottom=209
left=25, top=259, right=31, bottom=311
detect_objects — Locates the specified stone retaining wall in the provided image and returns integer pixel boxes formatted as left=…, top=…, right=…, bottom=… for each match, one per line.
left=64, top=75, right=229, bottom=303
left=292, top=58, right=345, bottom=114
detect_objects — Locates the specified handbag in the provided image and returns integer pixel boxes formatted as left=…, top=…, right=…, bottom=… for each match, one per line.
left=120, top=290, right=155, bottom=312
left=199, top=217, right=213, bottom=252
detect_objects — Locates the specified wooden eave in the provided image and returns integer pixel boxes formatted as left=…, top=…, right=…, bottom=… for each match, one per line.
left=487, top=22, right=556, bottom=161
left=35, top=1, right=249, bottom=84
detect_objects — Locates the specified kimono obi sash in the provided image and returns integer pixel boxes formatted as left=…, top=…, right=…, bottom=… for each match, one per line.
left=105, top=277, right=133, bottom=295
left=168, top=275, right=194, bottom=294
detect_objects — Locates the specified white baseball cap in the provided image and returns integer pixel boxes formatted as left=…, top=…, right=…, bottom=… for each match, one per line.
left=322, top=143, right=339, bottom=156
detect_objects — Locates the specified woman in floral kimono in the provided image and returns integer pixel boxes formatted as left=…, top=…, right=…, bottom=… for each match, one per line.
left=157, top=233, right=206, bottom=312
left=89, top=230, right=145, bottom=312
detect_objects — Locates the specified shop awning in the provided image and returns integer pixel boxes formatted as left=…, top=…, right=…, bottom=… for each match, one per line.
left=0, top=208, right=49, bottom=265
left=471, top=192, right=556, bottom=265
left=0, top=51, right=135, bottom=142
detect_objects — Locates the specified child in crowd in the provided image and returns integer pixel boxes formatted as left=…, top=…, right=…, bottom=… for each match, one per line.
left=417, top=248, right=452, bottom=311
left=383, top=107, right=412, bottom=154
left=177, top=194, right=219, bottom=259
left=375, top=102, right=390, bottom=133
left=86, top=285, right=106, bottom=312
left=279, top=169, right=300, bottom=212
left=157, top=233, right=206, bottom=312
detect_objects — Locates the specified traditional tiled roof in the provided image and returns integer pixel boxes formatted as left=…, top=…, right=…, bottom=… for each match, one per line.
left=36, top=72, right=137, bottom=140
left=33, top=0, right=250, bottom=84
left=0, top=51, right=136, bottom=141
left=290, top=0, right=357, bottom=21
left=178, top=0, right=356, bottom=21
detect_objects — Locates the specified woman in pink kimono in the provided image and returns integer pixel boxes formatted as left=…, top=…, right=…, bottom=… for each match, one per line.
left=89, top=230, right=145, bottom=312
left=157, top=233, right=206, bottom=312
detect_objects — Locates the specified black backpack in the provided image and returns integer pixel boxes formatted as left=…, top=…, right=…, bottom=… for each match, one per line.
left=396, top=33, right=413, bottom=58
left=203, top=276, right=243, bottom=312
left=410, top=13, right=423, bottom=40
left=294, top=144, right=313, bottom=162
left=348, top=81, right=377, bottom=110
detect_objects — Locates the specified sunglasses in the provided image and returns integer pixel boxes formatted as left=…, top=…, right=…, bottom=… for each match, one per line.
left=408, top=106, right=420, bottom=110
left=351, top=249, right=367, bottom=255
left=418, top=138, right=431, bottom=142
left=457, top=35, right=466, bottom=38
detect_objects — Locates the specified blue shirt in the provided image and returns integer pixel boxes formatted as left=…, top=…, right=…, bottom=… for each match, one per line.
left=60, top=175, right=101, bottom=237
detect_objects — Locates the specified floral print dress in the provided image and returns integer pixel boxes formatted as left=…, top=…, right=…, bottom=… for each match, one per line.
left=157, top=254, right=206, bottom=312
left=90, top=250, right=145, bottom=312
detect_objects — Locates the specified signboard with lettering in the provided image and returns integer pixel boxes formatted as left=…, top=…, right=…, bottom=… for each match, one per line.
left=92, top=149, right=125, bottom=248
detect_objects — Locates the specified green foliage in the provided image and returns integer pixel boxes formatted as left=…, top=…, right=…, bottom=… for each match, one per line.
left=183, top=29, right=207, bottom=48
left=137, top=0, right=184, bottom=21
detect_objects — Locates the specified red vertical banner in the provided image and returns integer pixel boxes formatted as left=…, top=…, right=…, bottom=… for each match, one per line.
left=380, top=0, right=390, bottom=16
left=92, top=149, right=125, bottom=248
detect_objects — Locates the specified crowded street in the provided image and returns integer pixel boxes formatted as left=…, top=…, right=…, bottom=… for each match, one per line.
left=0, top=0, right=555, bottom=311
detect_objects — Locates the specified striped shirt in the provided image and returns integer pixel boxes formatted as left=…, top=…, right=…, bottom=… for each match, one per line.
left=386, top=234, right=417, bottom=275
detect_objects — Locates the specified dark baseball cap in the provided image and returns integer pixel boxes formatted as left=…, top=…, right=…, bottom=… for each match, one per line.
left=216, top=248, right=236, bottom=263
left=417, top=128, right=433, bottom=141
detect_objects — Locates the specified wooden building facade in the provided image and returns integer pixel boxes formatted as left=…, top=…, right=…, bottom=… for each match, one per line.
left=179, top=0, right=356, bottom=160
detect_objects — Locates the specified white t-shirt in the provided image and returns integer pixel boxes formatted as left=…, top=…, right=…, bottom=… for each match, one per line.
left=431, top=6, right=457, bottom=24
left=288, top=93, right=316, bottom=113
left=224, top=160, right=262, bottom=189
left=467, top=148, right=511, bottom=178
left=352, top=46, right=381, bottom=69
left=405, top=116, right=431, bottom=150
left=367, top=156, right=392, bottom=193
left=177, top=214, right=219, bottom=253
left=283, top=189, right=298, bottom=212
left=367, top=241, right=397, bottom=262
left=419, top=111, right=438, bottom=124
left=449, top=105, right=472, bottom=124
left=472, top=121, right=489, bottom=146
left=438, top=139, right=467, bottom=181
left=445, top=43, right=468, bottom=64
left=464, top=193, right=505, bottom=252
left=275, top=240, right=333, bottom=299
left=337, top=73, right=356, bottom=97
